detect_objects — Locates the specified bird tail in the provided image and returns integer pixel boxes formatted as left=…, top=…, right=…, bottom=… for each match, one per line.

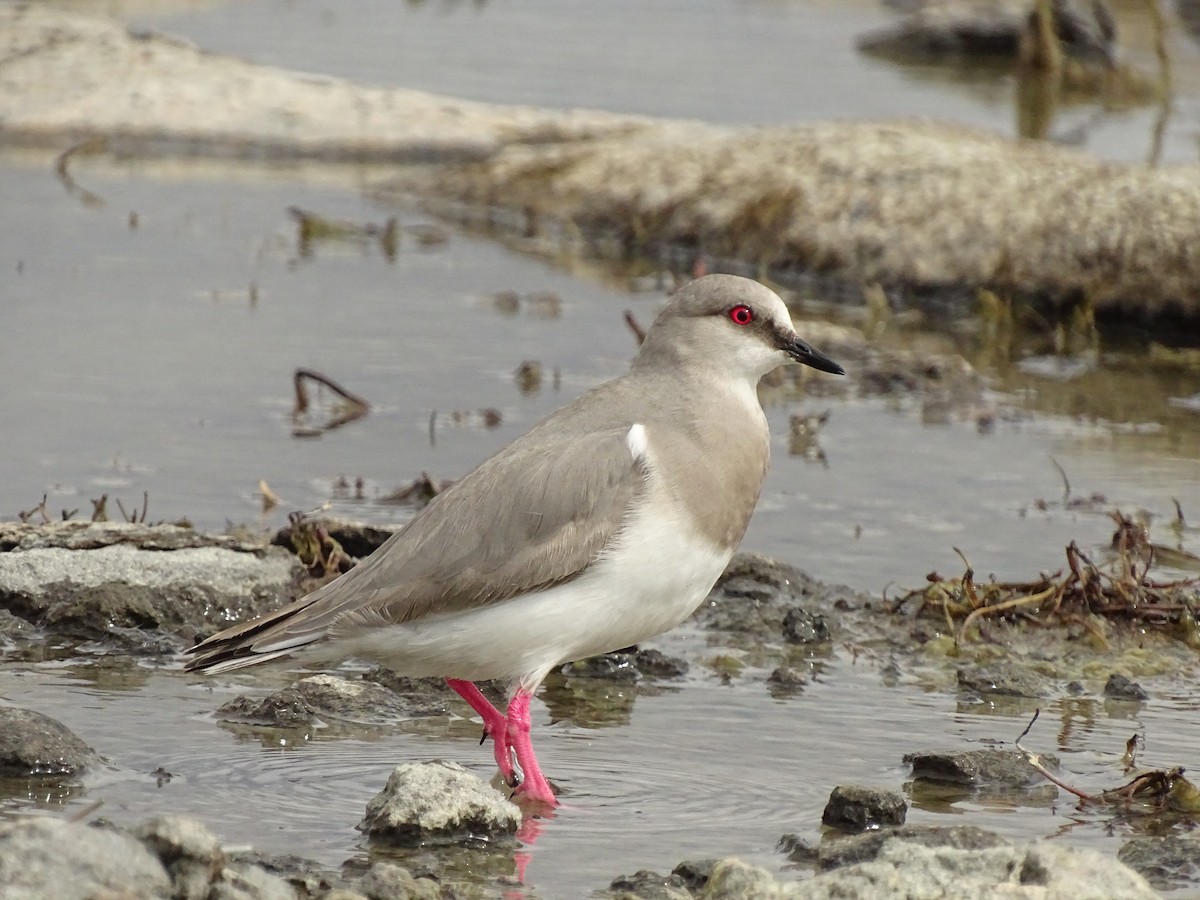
left=183, top=592, right=330, bottom=675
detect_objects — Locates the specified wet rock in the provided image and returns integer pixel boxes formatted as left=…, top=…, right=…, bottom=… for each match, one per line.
left=956, top=665, right=1047, bottom=699
left=606, top=869, right=691, bottom=899
left=562, top=646, right=689, bottom=682
left=781, top=607, right=830, bottom=645
left=778, top=833, right=819, bottom=865
left=671, top=859, right=716, bottom=893
left=0, top=608, right=33, bottom=639
left=821, top=785, right=907, bottom=833
left=857, top=0, right=1117, bottom=63
left=766, top=666, right=809, bottom=693
left=0, top=706, right=99, bottom=777
left=699, top=859, right=782, bottom=898
left=1104, top=673, right=1149, bottom=701
left=357, top=760, right=520, bottom=845
left=905, top=748, right=1054, bottom=788
left=1118, top=836, right=1200, bottom=891
left=217, top=674, right=444, bottom=728
left=817, top=824, right=1011, bottom=870
left=0, top=817, right=171, bottom=898
left=359, top=669, right=453, bottom=716
left=227, top=850, right=335, bottom=897
left=0, top=523, right=302, bottom=648
left=357, top=861, right=440, bottom=900
left=696, top=552, right=862, bottom=640
left=133, top=815, right=224, bottom=900
left=800, top=839, right=1157, bottom=899
left=210, top=862, right=301, bottom=900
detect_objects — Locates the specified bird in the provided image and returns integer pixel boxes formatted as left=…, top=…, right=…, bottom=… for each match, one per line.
left=185, top=274, right=844, bottom=808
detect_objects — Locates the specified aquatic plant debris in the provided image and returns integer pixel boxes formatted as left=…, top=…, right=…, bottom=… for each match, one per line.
left=891, top=510, right=1200, bottom=646
left=291, top=367, right=370, bottom=437
left=1016, top=710, right=1200, bottom=813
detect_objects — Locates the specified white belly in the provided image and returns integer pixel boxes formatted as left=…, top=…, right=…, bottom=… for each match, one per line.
left=331, top=505, right=732, bottom=686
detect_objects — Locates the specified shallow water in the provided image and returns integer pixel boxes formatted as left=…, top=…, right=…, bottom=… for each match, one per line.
left=4, top=1, right=1200, bottom=896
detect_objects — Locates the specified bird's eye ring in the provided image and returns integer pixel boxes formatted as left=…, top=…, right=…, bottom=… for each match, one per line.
left=729, top=305, right=754, bottom=326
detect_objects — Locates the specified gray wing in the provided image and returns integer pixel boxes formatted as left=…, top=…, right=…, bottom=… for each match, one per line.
left=185, top=424, right=646, bottom=672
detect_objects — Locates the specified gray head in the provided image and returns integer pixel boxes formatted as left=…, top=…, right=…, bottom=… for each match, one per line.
left=632, top=274, right=844, bottom=381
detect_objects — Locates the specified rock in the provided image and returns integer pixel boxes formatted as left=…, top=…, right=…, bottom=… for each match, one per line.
left=0, top=5, right=652, bottom=163
left=766, top=666, right=808, bottom=693
left=606, top=869, right=692, bottom=899
left=781, top=608, right=830, bottom=645
left=821, top=785, right=907, bottom=833
left=1104, top=673, right=1149, bottom=701
left=857, top=0, right=1117, bottom=63
left=209, top=862, right=300, bottom=900
left=957, top=666, right=1047, bottom=699
left=0, top=706, right=99, bottom=777
left=816, top=824, right=1011, bottom=870
left=695, top=552, right=859, bottom=640
left=217, top=674, right=445, bottom=728
left=562, top=646, right=689, bottom=681
left=226, top=851, right=335, bottom=897
left=701, top=858, right=785, bottom=898
left=422, top=120, right=1200, bottom=324
left=357, top=861, right=440, bottom=900
left=357, top=760, right=520, bottom=845
left=360, top=668, right=454, bottom=715
left=1118, top=836, right=1200, bottom=891
left=0, top=817, right=171, bottom=898
left=800, top=839, right=1158, bottom=899
left=0, top=608, right=33, bottom=639
left=132, top=815, right=224, bottom=900
left=905, top=748, right=1054, bottom=788
left=0, top=523, right=302, bottom=648
left=671, top=859, right=716, bottom=893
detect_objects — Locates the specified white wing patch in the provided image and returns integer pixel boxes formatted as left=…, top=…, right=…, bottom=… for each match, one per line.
left=625, top=422, right=649, bottom=462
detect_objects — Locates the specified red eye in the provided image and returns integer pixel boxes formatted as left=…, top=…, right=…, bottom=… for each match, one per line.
left=729, top=305, right=754, bottom=326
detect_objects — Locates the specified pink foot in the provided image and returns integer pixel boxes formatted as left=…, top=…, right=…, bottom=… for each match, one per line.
left=446, top=679, right=517, bottom=787
left=506, top=689, right=558, bottom=807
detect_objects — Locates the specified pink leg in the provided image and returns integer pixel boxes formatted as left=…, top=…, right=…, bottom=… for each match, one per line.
left=506, top=688, right=557, bottom=806
left=446, top=679, right=516, bottom=786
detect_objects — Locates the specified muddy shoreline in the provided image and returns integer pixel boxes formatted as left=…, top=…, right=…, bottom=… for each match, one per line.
left=2, top=519, right=1198, bottom=896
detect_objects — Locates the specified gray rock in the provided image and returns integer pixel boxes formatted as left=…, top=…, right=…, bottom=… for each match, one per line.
left=357, top=760, right=520, bottom=845
left=817, top=824, right=1010, bottom=870
left=0, top=706, right=99, bottom=777
left=357, top=861, right=440, bottom=900
left=857, top=0, right=1117, bottom=64
left=225, top=851, right=335, bottom=897
left=671, top=859, right=716, bottom=893
left=1118, top=835, right=1200, bottom=891
left=0, top=608, right=33, bottom=638
left=695, top=552, right=861, bottom=640
left=805, top=839, right=1156, bottom=899
left=766, top=666, right=808, bottom=694
left=132, top=815, right=224, bottom=900
left=0, top=817, right=171, bottom=899
left=905, top=748, right=1054, bottom=788
left=606, top=869, right=692, bottom=899
left=0, top=523, right=302, bottom=648
left=956, top=666, right=1047, bottom=699
left=821, top=785, right=907, bottom=833
left=209, top=863, right=300, bottom=900
left=563, top=647, right=689, bottom=681
left=1104, top=673, right=1149, bottom=701
left=216, top=674, right=444, bottom=728
left=781, top=608, right=830, bottom=645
